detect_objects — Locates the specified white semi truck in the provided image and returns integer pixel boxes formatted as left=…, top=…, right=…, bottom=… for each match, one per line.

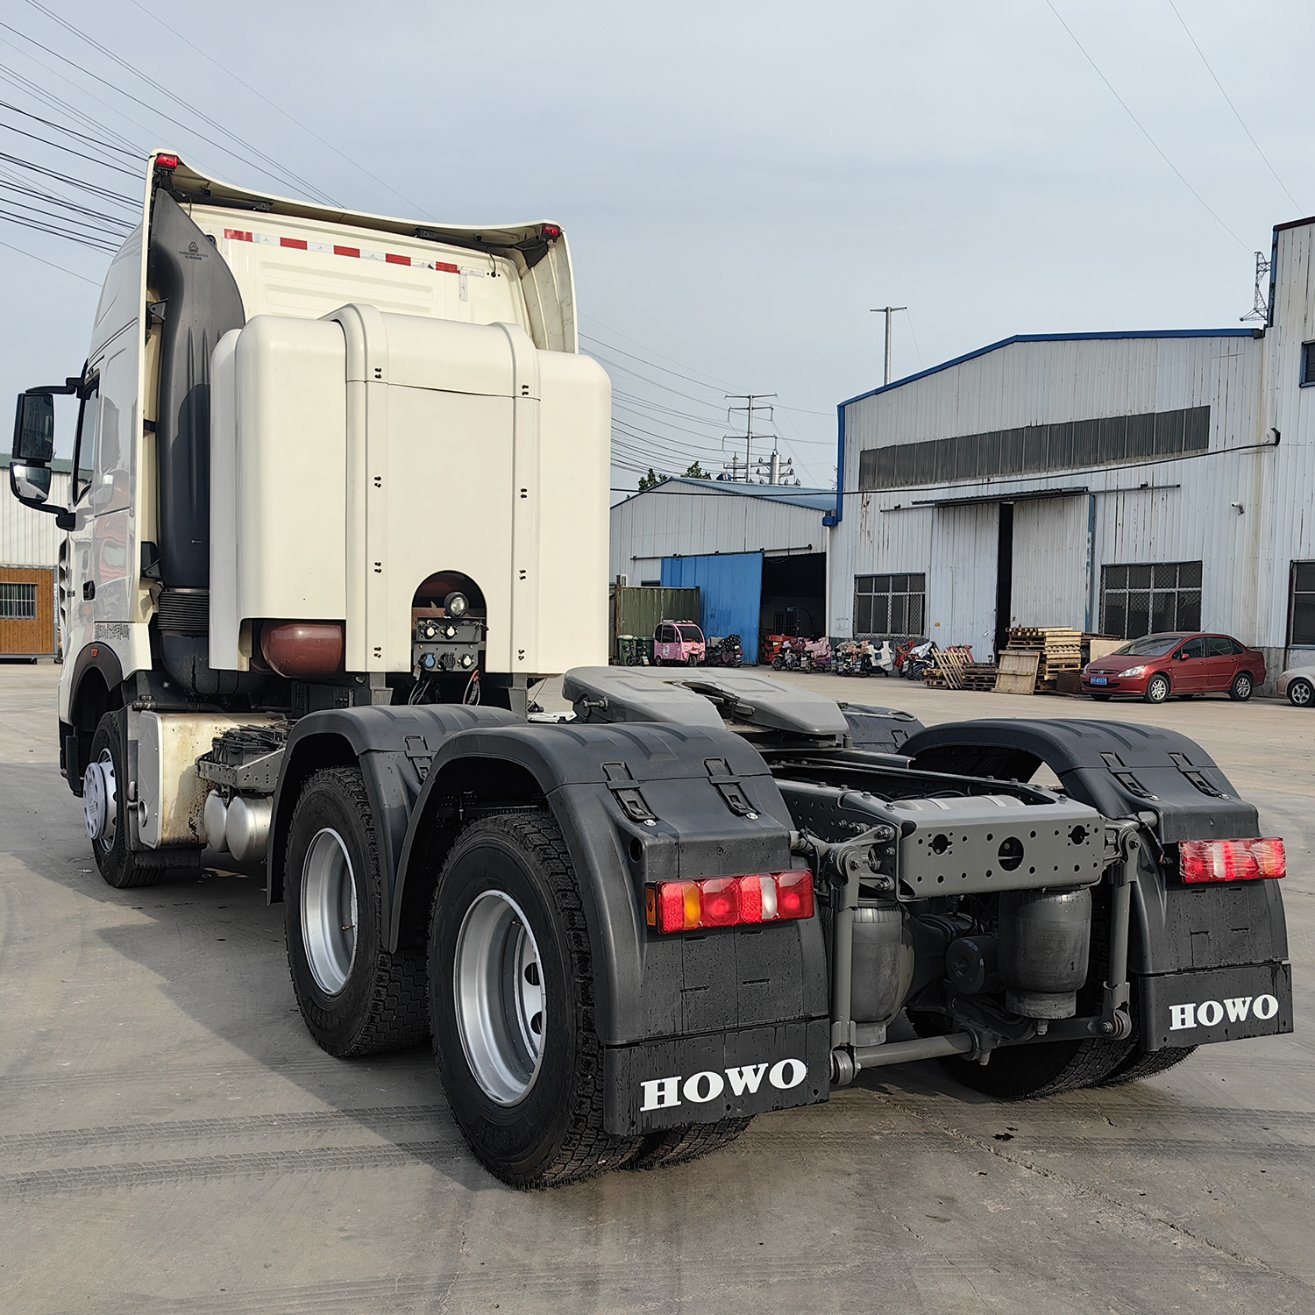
left=8, top=154, right=1293, bottom=1187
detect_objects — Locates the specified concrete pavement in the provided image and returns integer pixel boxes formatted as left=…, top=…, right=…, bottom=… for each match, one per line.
left=1, top=663, right=1311, bottom=1314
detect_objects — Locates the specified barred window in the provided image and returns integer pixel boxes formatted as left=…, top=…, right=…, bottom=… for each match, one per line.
left=1290, top=561, right=1315, bottom=645
left=853, top=573, right=926, bottom=636
left=1301, top=343, right=1315, bottom=388
left=0, top=583, right=37, bottom=620
left=1100, top=562, right=1202, bottom=640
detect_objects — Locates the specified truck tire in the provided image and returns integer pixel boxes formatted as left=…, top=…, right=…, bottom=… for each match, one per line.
left=1098, top=1045, right=1197, bottom=1087
left=86, top=710, right=169, bottom=889
left=628, top=1117, right=752, bottom=1171
left=284, top=767, right=428, bottom=1057
left=908, top=1010, right=1131, bottom=1099
left=428, top=811, right=640, bottom=1187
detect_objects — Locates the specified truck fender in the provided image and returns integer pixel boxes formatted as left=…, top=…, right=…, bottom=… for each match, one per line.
left=901, top=718, right=1287, bottom=988
left=393, top=721, right=827, bottom=1046
left=62, top=642, right=127, bottom=793
left=265, top=703, right=519, bottom=907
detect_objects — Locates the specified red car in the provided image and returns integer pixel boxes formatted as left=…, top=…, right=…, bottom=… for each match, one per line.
left=1081, top=632, right=1266, bottom=704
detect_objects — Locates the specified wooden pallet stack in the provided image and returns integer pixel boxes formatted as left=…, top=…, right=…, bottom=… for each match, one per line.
left=1002, top=626, right=1083, bottom=692
left=922, top=645, right=978, bottom=690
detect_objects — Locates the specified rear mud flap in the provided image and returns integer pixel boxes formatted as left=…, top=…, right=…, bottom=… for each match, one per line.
left=603, top=1018, right=831, bottom=1134
left=1137, top=961, right=1292, bottom=1050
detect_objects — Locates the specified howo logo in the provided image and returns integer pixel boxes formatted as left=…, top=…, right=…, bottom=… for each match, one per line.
left=1169, top=994, right=1278, bottom=1031
left=640, top=1058, right=807, bottom=1112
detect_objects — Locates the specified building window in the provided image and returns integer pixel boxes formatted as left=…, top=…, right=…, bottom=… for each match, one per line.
left=0, top=583, right=37, bottom=620
left=1301, top=343, right=1315, bottom=388
left=854, top=573, right=926, bottom=636
left=1100, top=562, right=1202, bottom=639
left=1290, top=561, right=1315, bottom=644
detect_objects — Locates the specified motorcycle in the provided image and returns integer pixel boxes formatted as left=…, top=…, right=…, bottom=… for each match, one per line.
left=858, top=639, right=894, bottom=677
left=771, top=643, right=801, bottom=672
left=903, top=639, right=938, bottom=681
left=717, top=633, right=744, bottom=667
left=799, top=637, right=833, bottom=673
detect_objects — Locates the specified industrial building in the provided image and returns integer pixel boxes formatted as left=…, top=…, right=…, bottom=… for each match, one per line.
left=825, top=214, right=1315, bottom=686
left=609, top=477, right=833, bottom=661
left=0, top=455, right=67, bottom=659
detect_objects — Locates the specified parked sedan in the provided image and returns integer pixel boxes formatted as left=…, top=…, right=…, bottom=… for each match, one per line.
left=1080, top=632, right=1266, bottom=703
left=1277, top=665, right=1315, bottom=707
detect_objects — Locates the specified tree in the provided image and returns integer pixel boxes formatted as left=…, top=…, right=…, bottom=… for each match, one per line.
left=638, top=467, right=665, bottom=491
left=683, top=461, right=712, bottom=480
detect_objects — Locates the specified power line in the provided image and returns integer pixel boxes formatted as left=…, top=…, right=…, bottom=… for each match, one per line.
left=0, top=118, right=141, bottom=176
left=0, top=98, right=139, bottom=158
left=0, top=174, right=132, bottom=228
left=0, top=57, right=144, bottom=154
left=0, top=232, right=101, bottom=284
left=1045, top=0, right=1249, bottom=251
left=0, top=207, right=118, bottom=251
left=21, top=0, right=337, bottom=203
left=582, top=333, right=733, bottom=393
left=0, top=150, right=136, bottom=204
left=581, top=314, right=739, bottom=391
left=0, top=12, right=335, bottom=204
left=0, top=190, right=128, bottom=237
left=1164, top=0, right=1302, bottom=212
left=126, top=0, right=427, bottom=214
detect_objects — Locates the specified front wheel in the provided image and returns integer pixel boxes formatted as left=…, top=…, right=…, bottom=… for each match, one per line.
left=284, top=767, right=428, bottom=1057
left=1144, top=674, right=1171, bottom=704
left=86, top=710, right=170, bottom=889
left=429, top=811, right=640, bottom=1187
left=1288, top=677, right=1314, bottom=708
left=1229, top=672, right=1254, bottom=702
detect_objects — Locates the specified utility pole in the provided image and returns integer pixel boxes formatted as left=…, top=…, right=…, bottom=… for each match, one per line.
left=723, top=393, right=776, bottom=481
left=752, top=449, right=795, bottom=485
left=869, top=306, right=907, bottom=385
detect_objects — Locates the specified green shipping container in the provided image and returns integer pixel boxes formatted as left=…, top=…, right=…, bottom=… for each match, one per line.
left=611, top=586, right=701, bottom=660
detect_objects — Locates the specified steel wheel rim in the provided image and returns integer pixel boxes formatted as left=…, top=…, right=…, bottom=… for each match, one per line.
left=1293, top=681, right=1313, bottom=706
left=300, top=828, right=358, bottom=996
left=83, top=748, right=117, bottom=851
left=454, top=889, right=545, bottom=1106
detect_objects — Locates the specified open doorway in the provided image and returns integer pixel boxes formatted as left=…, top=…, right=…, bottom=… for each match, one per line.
left=994, top=502, right=1013, bottom=659
left=761, top=552, right=827, bottom=639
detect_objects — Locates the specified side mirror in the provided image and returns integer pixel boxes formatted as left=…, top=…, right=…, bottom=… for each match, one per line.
left=13, top=390, right=58, bottom=463
left=9, top=461, right=51, bottom=504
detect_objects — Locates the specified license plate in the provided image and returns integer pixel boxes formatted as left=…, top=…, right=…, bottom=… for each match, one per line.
left=1090, top=676, right=1108, bottom=686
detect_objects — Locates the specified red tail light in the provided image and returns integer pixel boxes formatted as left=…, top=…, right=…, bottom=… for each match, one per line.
left=541, top=223, right=562, bottom=240
left=155, top=153, right=179, bottom=171
left=645, top=871, right=814, bottom=933
left=1179, top=838, right=1286, bottom=884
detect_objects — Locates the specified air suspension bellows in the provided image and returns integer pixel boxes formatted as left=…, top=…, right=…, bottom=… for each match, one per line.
left=850, top=904, right=914, bottom=1045
left=998, top=888, right=1092, bottom=1019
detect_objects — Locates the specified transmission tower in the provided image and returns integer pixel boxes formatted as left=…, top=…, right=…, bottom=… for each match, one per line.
left=723, top=394, right=777, bottom=481
left=1241, top=251, right=1271, bottom=322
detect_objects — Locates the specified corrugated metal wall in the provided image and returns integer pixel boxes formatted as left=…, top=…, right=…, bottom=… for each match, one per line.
left=1010, top=497, right=1090, bottom=630
left=661, top=552, right=764, bottom=661
left=612, top=586, right=701, bottom=654
left=0, top=470, right=72, bottom=568
left=611, top=484, right=825, bottom=581
left=928, top=504, right=998, bottom=656
left=829, top=328, right=1285, bottom=654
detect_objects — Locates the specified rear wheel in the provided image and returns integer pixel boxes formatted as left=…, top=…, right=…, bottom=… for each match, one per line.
left=1229, top=672, right=1254, bottom=701
left=628, top=1117, right=752, bottom=1170
left=909, top=1010, right=1131, bottom=1099
left=1144, top=674, right=1171, bottom=704
left=1098, top=1045, right=1196, bottom=1087
left=1288, top=677, right=1314, bottom=708
left=284, top=767, right=428, bottom=1057
left=429, top=811, right=640, bottom=1187
left=86, top=711, right=171, bottom=889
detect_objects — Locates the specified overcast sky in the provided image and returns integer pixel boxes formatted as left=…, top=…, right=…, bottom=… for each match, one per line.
left=2, top=0, right=1309, bottom=492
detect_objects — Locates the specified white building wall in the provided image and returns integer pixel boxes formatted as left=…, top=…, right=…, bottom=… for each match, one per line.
left=0, top=468, right=72, bottom=568
left=829, top=327, right=1284, bottom=660
left=610, top=482, right=828, bottom=581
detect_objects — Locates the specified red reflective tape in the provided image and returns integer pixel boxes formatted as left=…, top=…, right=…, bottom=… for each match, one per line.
left=333, top=244, right=360, bottom=257
left=280, top=237, right=308, bottom=250
left=435, top=261, right=460, bottom=274
left=385, top=252, right=410, bottom=265
left=223, top=228, right=253, bottom=242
